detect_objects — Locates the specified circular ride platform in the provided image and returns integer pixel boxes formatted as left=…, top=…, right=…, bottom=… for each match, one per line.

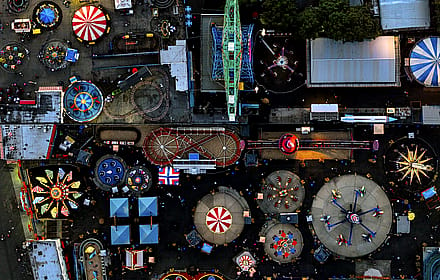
left=258, top=170, right=305, bottom=214
left=261, top=221, right=303, bottom=263
left=385, top=137, right=437, bottom=187
left=125, top=166, right=152, bottom=194
left=94, top=155, right=127, bottom=190
left=143, top=127, right=241, bottom=167
left=0, top=43, right=29, bottom=73
left=39, top=40, right=69, bottom=71
left=33, top=1, right=62, bottom=30
left=311, top=175, right=392, bottom=258
left=253, top=35, right=305, bottom=94
left=194, top=190, right=247, bottom=245
left=64, top=81, right=104, bottom=122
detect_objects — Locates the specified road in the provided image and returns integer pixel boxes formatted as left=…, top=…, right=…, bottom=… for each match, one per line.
left=92, top=53, right=160, bottom=70
left=0, top=162, right=31, bottom=280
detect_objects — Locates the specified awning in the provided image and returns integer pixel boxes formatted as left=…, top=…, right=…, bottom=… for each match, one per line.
left=111, top=225, right=130, bottom=245
left=110, top=198, right=129, bottom=217
left=138, top=197, right=158, bottom=217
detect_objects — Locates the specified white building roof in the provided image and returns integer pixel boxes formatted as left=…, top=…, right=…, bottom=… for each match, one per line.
left=29, top=239, right=69, bottom=280
left=160, top=40, right=188, bottom=91
left=1, top=124, right=56, bottom=160
left=307, top=36, right=400, bottom=87
left=379, top=0, right=430, bottom=30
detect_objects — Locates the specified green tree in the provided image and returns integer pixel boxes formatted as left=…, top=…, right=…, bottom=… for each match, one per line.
left=260, top=0, right=298, bottom=32
left=297, top=7, right=322, bottom=39
left=298, top=0, right=380, bottom=42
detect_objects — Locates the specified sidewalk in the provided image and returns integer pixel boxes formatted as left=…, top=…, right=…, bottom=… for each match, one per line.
left=9, top=162, right=43, bottom=240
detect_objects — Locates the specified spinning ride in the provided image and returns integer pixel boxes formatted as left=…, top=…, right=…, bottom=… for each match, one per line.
left=7, top=0, right=29, bottom=13
left=0, top=43, right=28, bottom=73
left=63, top=81, right=104, bottom=122
left=254, top=36, right=304, bottom=93
left=410, top=37, right=440, bottom=87
left=125, top=166, right=152, bottom=193
left=28, top=166, right=83, bottom=219
left=311, top=175, right=392, bottom=258
left=258, top=170, right=305, bottom=213
left=39, top=40, right=68, bottom=71
left=94, top=155, right=127, bottom=190
left=261, top=221, right=303, bottom=263
left=385, top=137, right=437, bottom=186
left=194, top=190, right=247, bottom=245
left=33, top=2, right=62, bottom=29
left=72, top=6, right=109, bottom=43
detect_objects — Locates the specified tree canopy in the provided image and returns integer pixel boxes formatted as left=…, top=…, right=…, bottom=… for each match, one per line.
left=259, top=0, right=298, bottom=32
left=259, top=0, right=381, bottom=42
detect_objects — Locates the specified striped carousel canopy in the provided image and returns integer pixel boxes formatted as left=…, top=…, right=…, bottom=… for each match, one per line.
left=410, top=37, right=440, bottom=87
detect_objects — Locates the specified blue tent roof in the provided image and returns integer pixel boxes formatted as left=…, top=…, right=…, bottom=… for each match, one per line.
left=39, top=8, right=55, bottom=24
left=110, top=198, right=129, bottom=217
left=111, top=225, right=130, bottom=245
left=138, top=197, right=158, bottom=217
left=410, top=37, right=440, bottom=87
left=139, top=224, right=159, bottom=244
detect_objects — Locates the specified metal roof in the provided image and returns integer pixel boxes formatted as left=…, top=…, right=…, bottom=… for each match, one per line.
left=29, top=239, right=69, bottom=280
left=379, top=0, right=430, bottom=30
left=1, top=124, right=56, bottom=160
left=307, top=36, right=400, bottom=87
left=160, top=40, right=188, bottom=91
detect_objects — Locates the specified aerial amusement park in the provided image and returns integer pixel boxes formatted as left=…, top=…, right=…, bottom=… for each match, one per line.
left=2, top=0, right=440, bottom=279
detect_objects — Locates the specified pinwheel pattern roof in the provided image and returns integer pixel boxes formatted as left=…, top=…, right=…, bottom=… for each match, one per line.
left=410, top=37, right=440, bottom=87
left=72, top=5, right=107, bottom=41
left=30, top=167, right=82, bottom=218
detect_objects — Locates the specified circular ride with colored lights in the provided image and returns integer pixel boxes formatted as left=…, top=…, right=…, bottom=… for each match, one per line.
left=33, top=2, right=62, bottom=29
left=258, top=170, right=305, bottom=214
left=385, top=137, right=437, bottom=187
left=0, top=43, right=29, bottom=73
left=311, top=174, right=392, bottom=258
left=94, top=155, right=127, bottom=190
left=28, top=166, right=83, bottom=219
left=64, top=81, right=104, bottom=122
left=125, top=166, right=152, bottom=193
left=261, top=221, right=303, bottom=263
left=39, top=40, right=68, bottom=71
left=278, top=133, right=299, bottom=155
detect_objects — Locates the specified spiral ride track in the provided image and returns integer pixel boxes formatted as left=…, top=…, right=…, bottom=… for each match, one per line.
left=143, top=127, right=241, bottom=167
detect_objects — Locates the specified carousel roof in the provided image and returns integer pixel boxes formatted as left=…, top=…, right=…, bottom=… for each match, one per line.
left=258, top=170, right=305, bottom=214
left=262, top=222, right=303, bottom=263
left=126, top=166, right=152, bottom=193
left=94, top=155, right=127, bottom=190
left=410, top=37, right=440, bottom=87
left=234, top=251, right=256, bottom=271
left=311, top=175, right=392, bottom=258
left=63, top=81, right=103, bottom=122
left=29, top=166, right=82, bottom=219
left=194, top=191, right=246, bottom=245
left=72, top=5, right=107, bottom=42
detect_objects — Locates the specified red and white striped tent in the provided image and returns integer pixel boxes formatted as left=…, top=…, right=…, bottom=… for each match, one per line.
left=72, top=6, right=107, bottom=42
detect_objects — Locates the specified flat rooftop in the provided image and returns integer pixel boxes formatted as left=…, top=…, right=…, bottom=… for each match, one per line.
left=28, top=240, right=68, bottom=280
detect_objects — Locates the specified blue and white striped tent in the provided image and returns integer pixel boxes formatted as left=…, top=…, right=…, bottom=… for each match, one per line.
left=410, top=37, right=440, bottom=87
